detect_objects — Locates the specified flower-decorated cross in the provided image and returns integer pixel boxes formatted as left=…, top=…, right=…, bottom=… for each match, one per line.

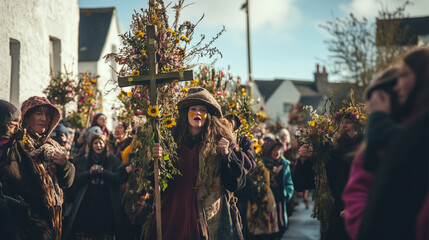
left=117, top=25, right=194, bottom=240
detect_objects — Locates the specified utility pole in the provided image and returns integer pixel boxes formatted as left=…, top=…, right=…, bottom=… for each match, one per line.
left=242, top=0, right=253, bottom=98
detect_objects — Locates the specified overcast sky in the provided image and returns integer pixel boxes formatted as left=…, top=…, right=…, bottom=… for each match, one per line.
left=79, top=0, right=429, bottom=82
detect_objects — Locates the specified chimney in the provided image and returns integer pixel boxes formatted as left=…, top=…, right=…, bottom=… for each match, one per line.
left=314, top=65, right=329, bottom=95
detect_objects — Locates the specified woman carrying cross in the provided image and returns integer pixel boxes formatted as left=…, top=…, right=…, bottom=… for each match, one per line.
left=149, top=87, right=246, bottom=240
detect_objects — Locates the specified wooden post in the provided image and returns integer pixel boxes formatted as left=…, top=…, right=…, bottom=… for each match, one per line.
left=117, top=25, right=194, bottom=240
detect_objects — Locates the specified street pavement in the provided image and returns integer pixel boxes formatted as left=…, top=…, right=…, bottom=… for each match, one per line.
left=281, top=196, right=320, bottom=240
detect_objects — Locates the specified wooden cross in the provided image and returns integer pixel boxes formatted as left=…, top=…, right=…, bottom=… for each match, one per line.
left=117, top=25, right=194, bottom=240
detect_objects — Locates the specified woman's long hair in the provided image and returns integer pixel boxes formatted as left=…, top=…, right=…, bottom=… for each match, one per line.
left=395, top=48, right=429, bottom=121
left=173, top=106, right=235, bottom=155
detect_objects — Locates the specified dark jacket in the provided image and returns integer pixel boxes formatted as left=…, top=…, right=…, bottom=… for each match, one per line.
left=63, top=153, right=129, bottom=239
left=0, top=136, right=74, bottom=240
left=358, top=110, right=429, bottom=240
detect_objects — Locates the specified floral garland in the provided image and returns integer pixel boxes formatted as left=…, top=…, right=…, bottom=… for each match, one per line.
left=295, top=105, right=335, bottom=235
left=333, top=89, right=367, bottom=131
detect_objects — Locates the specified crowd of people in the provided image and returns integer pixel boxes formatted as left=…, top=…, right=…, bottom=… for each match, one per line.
left=0, top=47, right=427, bottom=240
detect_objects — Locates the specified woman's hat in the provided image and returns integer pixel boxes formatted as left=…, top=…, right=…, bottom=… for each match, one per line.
left=262, top=138, right=283, bottom=158
left=21, top=96, right=60, bottom=137
left=177, top=87, right=222, bottom=117
left=364, top=67, right=400, bottom=100
left=0, top=100, right=20, bottom=127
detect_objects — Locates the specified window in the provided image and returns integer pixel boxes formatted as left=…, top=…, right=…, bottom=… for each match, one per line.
left=9, top=38, right=20, bottom=106
left=49, top=37, right=61, bottom=74
left=283, top=102, right=291, bottom=113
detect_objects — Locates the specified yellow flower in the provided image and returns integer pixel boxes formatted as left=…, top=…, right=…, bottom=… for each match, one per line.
left=243, top=93, right=247, bottom=96
left=194, top=79, right=199, bottom=83
left=339, top=109, right=343, bottom=114
left=241, top=119, right=247, bottom=124
left=140, top=50, right=146, bottom=54
left=90, top=78, right=97, bottom=83
left=164, top=67, right=170, bottom=72
left=309, top=120, right=316, bottom=127
left=147, top=105, right=159, bottom=117
left=182, top=87, right=188, bottom=92
left=84, top=82, right=91, bottom=86
left=241, top=88, right=245, bottom=92
left=228, top=101, right=236, bottom=109
left=244, top=124, right=249, bottom=129
left=131, top=70, right=140, bottom=76
left=253, top=144, right=262, bottom=153
left=180, top=35, right=189, bottom=42
left=360, top=116, right=366, bottom=120
left=249, top=134, right=254, bottom=139
left=126, top=92, right=132, bottom=97
left=167, top=28, right=176, bottom=35
left=328, top=126, right=334, bottom=131
left=164, top=118, right=176, bottom=128
left=174, top=38, right=180, bottom=43
left=135, top=30, right=145, bottom=38
left=87, top=88, right=93, bottom=94
left=118, top=93, right=125, bottom=98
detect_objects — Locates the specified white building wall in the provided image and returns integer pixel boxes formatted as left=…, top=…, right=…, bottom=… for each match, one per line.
left=79, top=10, right=122, bottom=130
left=265, top=80, right=300, bottom=125
left=0, top=0, right=79, bottom=106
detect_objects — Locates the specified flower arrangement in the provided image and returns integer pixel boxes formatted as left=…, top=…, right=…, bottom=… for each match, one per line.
left=295, top=105, right=335, bottom=235
left=71, top=72, right=103, bottom=128
left=43, top=71, right=77, bottom=117
left=333, top=89, right=367, bottom=131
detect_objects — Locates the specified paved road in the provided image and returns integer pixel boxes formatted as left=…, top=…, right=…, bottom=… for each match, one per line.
left=281, top=196, right=320, bottom=240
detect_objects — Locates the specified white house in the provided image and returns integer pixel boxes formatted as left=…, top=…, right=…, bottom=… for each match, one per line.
left=0, top=0, right=79, bottom=107
left=254, top=65, right=330, bottom=125
left=78, top=7, right=122, bottom=130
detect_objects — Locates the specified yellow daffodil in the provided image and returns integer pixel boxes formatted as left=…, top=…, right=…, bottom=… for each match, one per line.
left=126, top=92, right=132, bottom=97
left=87, top=88, right=93, bottom=94
left=167, top=28, right=176, bottom=35
left=194, top=79, right=199, bottom=83
left=180, top=35, right=189, bottom=42
left=141, top=50, right=146, bottom=54
left=164, top=67, right=170, bottom=72
left=309, top=120, right=316, bottom=127
left=241, top=88, right=245, bottom=92
left=174, top=38, right=180, bottom=43
left=131, top=70, right=140, bottom=76
left=118, top=93, right=125, bottom=98
left=328, top=126, right=334, bottom=131
left=135, top=30, right=145, bottom=38
left=90, top=78, right=97, bottom=83
left=147, top=105, right=159, bottom=117
left=164, top=118, right=176, bottom=128
left=243, top=93, right=247, bottom=96
left=241, top=119, right=247, bottom=124
left=360, top=116, right=366, bottom=120
left=249, top=134, right=254, bottom=139
left=182, top=87, right=188, bottom=92
left=244, top=124, right=249, bottom=129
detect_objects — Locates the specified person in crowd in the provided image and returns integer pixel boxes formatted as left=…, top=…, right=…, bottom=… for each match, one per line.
left=261, top=138, right=294, bottom=239
left=91, top=113, right=109, bottom=138
left=109, top=121, right=133, bottom=162
left=357, top=47, right=429, bottom=240
left=148, top=87, right=245, bottom=240
left=341, top=67, right=400, bottom=240
left=0, top=97, right=75, bottom=239
left=294, top=106, right=364, bottom=240
left=72, top=126, right=104, bottom=159
left=226, top=113, right=256, bottom=240
left=63, top=133, right=128, bottom=239
left=50, top=123, right=69, bottom=147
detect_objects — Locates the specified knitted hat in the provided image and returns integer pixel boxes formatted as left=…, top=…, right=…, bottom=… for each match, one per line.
left=0, top=100, right=20, bottom=127
left=364, top=67, right=399, bottom=100
left=21, top=96, right=60, bottom=138
left=262, top=138, right=283, bottom=158
left=85, top=126, right=103, bottom=141
left=177, top=87, right=222, bottom=117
